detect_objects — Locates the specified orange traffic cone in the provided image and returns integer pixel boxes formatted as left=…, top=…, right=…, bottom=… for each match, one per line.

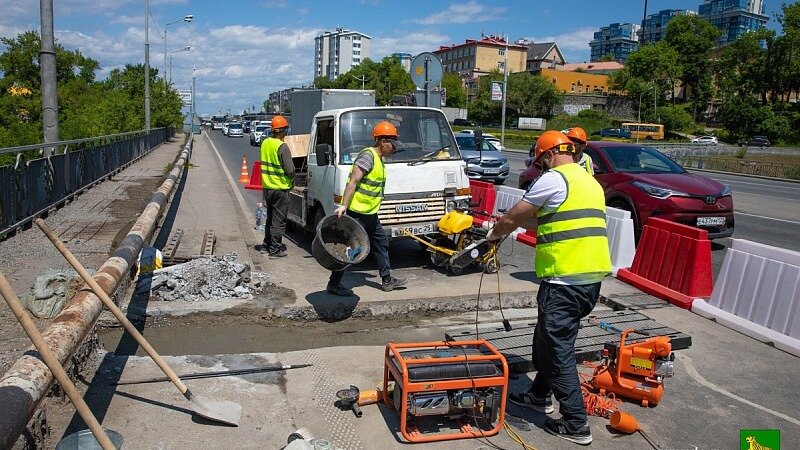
left=239, top=156, right=250, bottom=184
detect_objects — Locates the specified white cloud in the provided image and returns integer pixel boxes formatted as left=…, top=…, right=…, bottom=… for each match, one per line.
left=411, top=1, right=505, bottom=25
left=371, top=32, right=450, bottom=60
left=523, top=27, right=595, bottom=63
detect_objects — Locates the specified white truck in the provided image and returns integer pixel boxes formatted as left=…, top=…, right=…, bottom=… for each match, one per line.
left=284, top=103, right=472, bottom=238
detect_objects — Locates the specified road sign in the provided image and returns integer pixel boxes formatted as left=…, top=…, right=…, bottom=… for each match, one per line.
left=178, top=89, right=192, bottom=107
left=491, top=82, right=503, bottom=102
left=409, top=52, right=443, bottom=90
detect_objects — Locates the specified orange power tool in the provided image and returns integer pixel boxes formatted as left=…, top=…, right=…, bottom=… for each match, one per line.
left=591, top=326, right=674, bottom=407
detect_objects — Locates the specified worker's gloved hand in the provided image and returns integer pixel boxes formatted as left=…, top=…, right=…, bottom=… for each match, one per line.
left=486, top=228, right=504, bottom=242
left=335, top=205, right=347, bottom=218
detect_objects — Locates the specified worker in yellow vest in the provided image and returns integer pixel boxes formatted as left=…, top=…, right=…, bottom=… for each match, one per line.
left=487, top=130, right=611, bottom=445
left=566, top=127, right=594, bottom=176
left=258, top=115, right=294, bottom=258
left=327, top=121, right=406, bottom=296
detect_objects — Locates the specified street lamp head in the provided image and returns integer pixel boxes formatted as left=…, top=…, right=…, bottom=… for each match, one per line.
left=185, top=46, right=191, bottom=51
left=184, top=15, right=193, bottom=22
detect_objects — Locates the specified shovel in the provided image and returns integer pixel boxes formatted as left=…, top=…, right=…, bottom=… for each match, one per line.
left=36, top=218, right=242, bottom=426
left=0, top=272, right=120, bottom=450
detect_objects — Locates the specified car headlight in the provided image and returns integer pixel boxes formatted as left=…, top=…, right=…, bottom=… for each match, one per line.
left=631, top=181, right=688, bottom=199
left=720, top=185, right=731, bottom=196
left=500, top=157, right=508, bottom=164
left=446, top=199, right=471, bottom=212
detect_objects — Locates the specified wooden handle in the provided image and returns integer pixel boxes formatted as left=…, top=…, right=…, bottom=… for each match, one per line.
left=35, top=218, right=189, bottom=395
left=0, top=272, right=117, bottom=450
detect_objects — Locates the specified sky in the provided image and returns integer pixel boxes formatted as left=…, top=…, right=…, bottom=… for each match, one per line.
left=0, top=0, right=786, bottom=117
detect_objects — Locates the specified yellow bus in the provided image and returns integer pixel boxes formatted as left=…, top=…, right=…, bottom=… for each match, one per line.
left=621, top=122, right=664, bottom=141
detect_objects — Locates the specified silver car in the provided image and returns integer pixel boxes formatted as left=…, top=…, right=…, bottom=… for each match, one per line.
left=227, top=122, right=243, bottom=137
left=454, top=132, right=509, bottom=184
left=250, top=125, right=269, bottom=146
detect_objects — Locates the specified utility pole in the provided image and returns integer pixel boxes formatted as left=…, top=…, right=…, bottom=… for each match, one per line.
left=40, top=0, right=59, bottom=156
left=641, top=0, right=648, bottom=44
left=500, top=34, right=509, bottom=149
left=144, top=0, right=151, bottom=131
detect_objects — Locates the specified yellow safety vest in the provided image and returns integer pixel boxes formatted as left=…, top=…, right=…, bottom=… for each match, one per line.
left=348, top=147, right=385, bottom=215
left=535, top=163, right=611, bottom=279
left=260, top=137, right=292, bottom=190
left=580, top=153, right=595, bottom=176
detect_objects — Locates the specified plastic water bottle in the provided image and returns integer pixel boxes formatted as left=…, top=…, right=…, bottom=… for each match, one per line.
left=254, top=203, right=267, bottom=230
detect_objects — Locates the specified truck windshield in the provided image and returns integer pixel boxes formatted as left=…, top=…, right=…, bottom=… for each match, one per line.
left=338, top=109, right=461, bottom=164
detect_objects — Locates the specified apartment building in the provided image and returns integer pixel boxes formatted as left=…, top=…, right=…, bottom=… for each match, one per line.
left=434, top=35, right=527, bottom=78
left=590, top=22, right=640, bottom=63
left=698, top=0, right=768, bottom=46
left=314, top=28, right=371, bottom=81
left=640, top=9, right=697, bottom=44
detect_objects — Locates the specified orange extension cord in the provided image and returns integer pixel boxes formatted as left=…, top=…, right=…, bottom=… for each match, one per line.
left=579, top=361, right=621, bottom=418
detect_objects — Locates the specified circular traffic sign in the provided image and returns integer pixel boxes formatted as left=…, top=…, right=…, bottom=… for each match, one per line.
left=409, top=52, right=444, bottom=89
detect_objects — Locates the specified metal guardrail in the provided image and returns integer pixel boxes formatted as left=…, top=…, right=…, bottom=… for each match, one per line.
left=0, top=128, right=173, bottom=239
left=649, top=144, right=800, bottom=180
left=646, top=142, right=800, bottom=156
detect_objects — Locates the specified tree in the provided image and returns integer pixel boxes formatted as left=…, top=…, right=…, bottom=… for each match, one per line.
left=505, top=72, right=561, bottom=118
left=663, top=15, right=720, bottom=120
left=441, top=72, right=467, bottom=108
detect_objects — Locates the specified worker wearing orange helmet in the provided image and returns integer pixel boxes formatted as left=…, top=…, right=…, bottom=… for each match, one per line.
left=327, top=121, right=406, bottom=296
left=257, top=115, right=294, bottom=258
left=566, top=127, right=594, bottom=175
left=487, top=130, right=611, bottom=445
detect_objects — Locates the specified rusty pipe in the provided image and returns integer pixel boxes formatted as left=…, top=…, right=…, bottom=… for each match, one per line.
left=0, top=137, right=190, bottom=450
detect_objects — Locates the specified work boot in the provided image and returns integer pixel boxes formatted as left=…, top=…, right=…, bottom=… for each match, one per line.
left=255, top=243, right=269, bottom=254
left=508, top=391, right=554, bottom=414
left=544, top=418, right=592, bottom=446
left=268, top=250, right=287, bottom=258
left=326, top=283, right=353, bottom=296
left=381, top=276, right=407, bottom=292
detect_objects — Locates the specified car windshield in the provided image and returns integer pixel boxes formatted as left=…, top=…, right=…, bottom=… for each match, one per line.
left=603, top=145, right=685, bottom=174
left=455, top=135, right=500, bottom=152
left=229, top=123, right=242, bottom=130
left=255, top=126, right=268, bottom=132
left=338, top=109, right=461, bottom=164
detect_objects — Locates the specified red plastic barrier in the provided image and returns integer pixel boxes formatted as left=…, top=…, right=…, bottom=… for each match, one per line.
left=469, top=180, right=496, bottom=227
left=516, top=230, right=536, bottom=247
left=244, top=161, right=263, bottom=190
left=616, top=217, right=713, bottom=309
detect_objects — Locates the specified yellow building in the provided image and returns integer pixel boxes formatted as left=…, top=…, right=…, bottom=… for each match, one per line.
left=539, top=68, right=620, bottom=96
left=434, top=35, right=527, bottom=78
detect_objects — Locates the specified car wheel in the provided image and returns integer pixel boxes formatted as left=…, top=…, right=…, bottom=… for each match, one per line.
left=645, top=136, right=653, bottom=141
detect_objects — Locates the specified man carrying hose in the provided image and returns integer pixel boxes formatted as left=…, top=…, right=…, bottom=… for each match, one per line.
left=327, top=121, right=406, bottom=296
left=486, top=130, right=611, bottom=445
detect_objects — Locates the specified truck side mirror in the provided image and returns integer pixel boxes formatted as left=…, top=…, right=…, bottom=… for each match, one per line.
left=315, top=144, right=332, bottom=166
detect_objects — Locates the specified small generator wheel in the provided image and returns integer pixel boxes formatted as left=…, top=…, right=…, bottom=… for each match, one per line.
left=483, top=258, right=499, bottom=274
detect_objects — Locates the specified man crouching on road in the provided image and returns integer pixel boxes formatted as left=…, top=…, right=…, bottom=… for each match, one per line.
left=257, top=115, right=294, bottom=258
left=486, top=130, right=611, bottom=445
left=327, top=121, right=406, bottom=296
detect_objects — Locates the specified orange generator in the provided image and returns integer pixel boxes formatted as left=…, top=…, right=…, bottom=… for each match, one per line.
left=383, top=340, right=508, bottom=443
left=591, top=329, right=675, bottom=407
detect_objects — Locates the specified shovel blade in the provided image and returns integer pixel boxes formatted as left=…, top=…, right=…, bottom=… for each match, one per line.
left=189, top=394, right=242, bottom=426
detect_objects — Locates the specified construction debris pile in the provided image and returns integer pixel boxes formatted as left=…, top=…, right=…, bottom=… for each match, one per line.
left=144, top=253, right=266, bottom=302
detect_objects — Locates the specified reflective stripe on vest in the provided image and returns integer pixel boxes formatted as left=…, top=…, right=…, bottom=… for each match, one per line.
left=535, top=163, right=611, bottom=278
left=260, top=137, right=292, bottom=190
left=349, top=147, right=385, bottom=214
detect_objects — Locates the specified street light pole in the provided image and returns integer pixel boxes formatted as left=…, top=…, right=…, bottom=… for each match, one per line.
left=500, top=34, right=509, bottom=149
left=144, top=0, right=150, bottom=131
left=169, top=46, right=191, bottom=84
left=163, top=15, right=193, bottom=87
left=39, top=0, right=59, bottom=156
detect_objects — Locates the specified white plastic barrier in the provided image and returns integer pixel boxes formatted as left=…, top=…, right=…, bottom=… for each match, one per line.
left=491, top=185, right=536, bottom=246
left=692, top=239, right=800, bottom=357
left=605, top=206, right=636, bottom=276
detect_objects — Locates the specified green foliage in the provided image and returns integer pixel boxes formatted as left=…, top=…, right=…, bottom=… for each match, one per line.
left=734, top=147, right=747, bottom=159
left=0, top=31, right=182, bottom=148
left=466, top=70, right=560, bottom=125
left=441, top=72, right=467, bottom=108
left=784, top=165, right=800, bottom=181
left=664, top=15, right=720, bottom=119
left=655, top=105, right=694, bottom=133
left=318, top=56, right=415, bottom=106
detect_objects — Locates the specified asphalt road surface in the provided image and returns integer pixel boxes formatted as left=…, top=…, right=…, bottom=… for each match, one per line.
left=207, top=131, right=800, bottom=280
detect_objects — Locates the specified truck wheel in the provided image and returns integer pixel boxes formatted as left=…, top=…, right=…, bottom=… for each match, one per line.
left=308, top=207, right=325, bottom=234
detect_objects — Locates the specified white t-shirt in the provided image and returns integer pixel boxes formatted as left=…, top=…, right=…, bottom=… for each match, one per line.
left=523, top=168, right=606, bottom=286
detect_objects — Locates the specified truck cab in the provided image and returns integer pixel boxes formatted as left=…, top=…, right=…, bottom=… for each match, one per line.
left=287, top=107, right=472, bottom=238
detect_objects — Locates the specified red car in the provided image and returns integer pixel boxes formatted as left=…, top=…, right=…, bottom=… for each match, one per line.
left=518, top=141, right=734, bottom=239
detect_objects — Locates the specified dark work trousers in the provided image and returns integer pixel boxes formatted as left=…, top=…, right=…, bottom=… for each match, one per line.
left=262, top=189, right=289, bottom=253
left=529, top=281, right=601, bottom=430
left=329, top=210, right=391, bottom=286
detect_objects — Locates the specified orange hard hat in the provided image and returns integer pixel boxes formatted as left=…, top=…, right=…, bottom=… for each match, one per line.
left=372, top=121, right=398, bottom=139
left=533, top=130, right=574, bottom=162
left=566, top=127, right=588, bottom=145
left=271, top=115, right=289, bottom=131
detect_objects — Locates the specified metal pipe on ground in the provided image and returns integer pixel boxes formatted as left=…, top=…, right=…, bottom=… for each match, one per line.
left=0, top=136, right=191, bottom=450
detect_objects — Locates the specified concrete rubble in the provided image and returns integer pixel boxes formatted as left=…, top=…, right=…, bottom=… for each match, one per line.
left=142, top=253, right=269, bottom=302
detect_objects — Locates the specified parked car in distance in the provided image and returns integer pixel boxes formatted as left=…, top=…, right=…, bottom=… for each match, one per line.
left=592, top=127, right=631, bottom=139
left=454, top=132, right=509, bottom=184
left=222, top=122, right=230, bottom=135
left=691, top=136, right=718, bottom=145
left=518, top=141, right=734, bottom=239
left=250, top=125, right=269, bottom=146
left=227, top=122, right=244, bottom=138
left=453, top=118, right=474, bottom=127
left=738, top=136, right=770, bottom=147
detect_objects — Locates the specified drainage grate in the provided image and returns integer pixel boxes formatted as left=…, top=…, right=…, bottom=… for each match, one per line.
left=444, top=309, right=692, bottom=374
left=161, top=228, right=215, bottom=266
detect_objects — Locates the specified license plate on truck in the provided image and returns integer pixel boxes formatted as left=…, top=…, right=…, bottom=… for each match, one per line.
left=391, top=222, right=436, bottom=238
left=697, top=217, right=725, bottom=226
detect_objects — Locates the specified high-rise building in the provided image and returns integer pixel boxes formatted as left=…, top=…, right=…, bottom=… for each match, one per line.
left=314, top=27, right=371, bottom=81
left=392, top=52, right=413, bottom=72
left=698, top=0, right=768, bottom=46
left=640, top=9, right=698, bottom=45
left=590, top=23, right=640, bottom=63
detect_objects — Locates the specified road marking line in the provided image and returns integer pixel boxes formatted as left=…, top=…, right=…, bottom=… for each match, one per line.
left=735, top=211, right=800, bottom=225
left=677, top=353, right=800, bottom=427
